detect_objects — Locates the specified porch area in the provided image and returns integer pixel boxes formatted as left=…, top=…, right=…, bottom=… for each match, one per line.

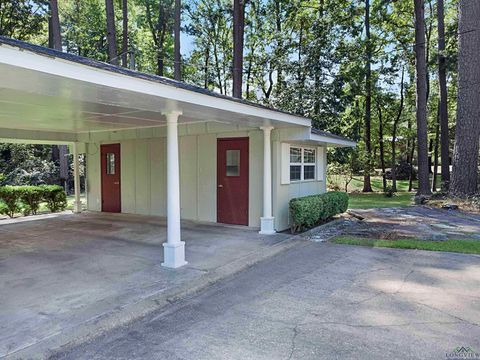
left=0, top=212, right=292, bottom=358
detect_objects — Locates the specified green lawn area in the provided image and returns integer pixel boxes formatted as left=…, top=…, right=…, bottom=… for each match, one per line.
left=348, top=192, right=413, bottom=209
left=347, top=176, right=413, bottom=192
left=329, top=175, right=422, bottom=209
left=332, top=236, right=480, bottom=255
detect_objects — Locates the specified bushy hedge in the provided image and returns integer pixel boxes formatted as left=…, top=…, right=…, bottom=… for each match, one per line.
left=0, top=185, right=67, bottom=218
left=40, top=185, right=67, bottom=213
left=289, top=191, right=349, bottom=233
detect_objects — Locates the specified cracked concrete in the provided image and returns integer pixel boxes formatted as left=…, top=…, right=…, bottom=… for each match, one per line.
left=53, top=242, right=480, bottom=360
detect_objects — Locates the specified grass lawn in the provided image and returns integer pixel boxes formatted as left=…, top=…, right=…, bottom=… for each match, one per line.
left=347, top=176, right=413, bottom=192
left=332, top=236, right=480, bottom=255
left=348, top=192, right=413, bottom=209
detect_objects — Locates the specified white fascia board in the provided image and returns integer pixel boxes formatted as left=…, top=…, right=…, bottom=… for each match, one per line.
left=0, top=128, right=78, bottom=144
left=0, top=45, right=311, bottom=128
left=310, top=133, right=356, bottom=148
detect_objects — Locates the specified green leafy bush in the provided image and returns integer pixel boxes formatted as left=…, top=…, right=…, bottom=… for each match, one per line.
left=39, top=185, right=67, bottom=213
left=289, top=191, right=349, bottom=233
left=0, top=186, right=22, bottom=218
left=18, top=186, right=45, bottom=215
left=0, top=185, right=67, bottom=218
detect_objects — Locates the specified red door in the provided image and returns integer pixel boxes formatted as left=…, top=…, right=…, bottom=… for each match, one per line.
left=101, top=144, right=121, bottom=213
left=217, top=138, right=249, bottom=225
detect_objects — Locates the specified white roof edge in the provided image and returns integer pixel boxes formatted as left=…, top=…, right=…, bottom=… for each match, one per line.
left=0, top=43, right=311, bottom=128
left=310, top=133, right=357, bottom=147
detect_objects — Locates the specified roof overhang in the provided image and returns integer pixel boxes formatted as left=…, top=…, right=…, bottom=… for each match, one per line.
left=276, top=127, right=356, bottom=148
left=0, top=39, right=311, bottom=140
left=309, top=132, right=356, bottom=147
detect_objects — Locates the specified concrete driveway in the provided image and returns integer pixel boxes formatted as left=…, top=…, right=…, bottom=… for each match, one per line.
left=53, top=242, right=480, bottom=360
left=0, top=212, right=292, bottom=359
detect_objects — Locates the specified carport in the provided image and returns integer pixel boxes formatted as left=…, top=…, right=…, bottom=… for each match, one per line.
left=0, top=36, right=355, bottom=269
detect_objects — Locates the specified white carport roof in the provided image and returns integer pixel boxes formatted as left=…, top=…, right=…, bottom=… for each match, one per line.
left=0, top=36, right=355, bottom=147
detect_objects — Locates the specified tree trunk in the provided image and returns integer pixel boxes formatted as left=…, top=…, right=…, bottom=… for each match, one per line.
left=413, top=0, right=432, bottom=196
left=437, top=0, right=450, bottom=185
left=232, top=0, right=245, bottom=98
left=428, top=138, right=434, bottom=174
left=121, top=0, right=128, bottom=68
left=59, top=145, right=69, bottom=193
left=49, top=0, right=69, bottom=193
left=156, top=19, right=167, bottom=77
left=377, top=100, right=387, bottom=192
left=49, top=0, right=62, bottom=51
left=105, top=0, right=118, bottom=65
left=273, top=0, right=283, bottom=97
left=450, top=0, right=480, bottom=197
left=409, top=138, right=416, bottom=192
left=392, top=67, right=405, bottom=193
left=204, top=48, right=210, bottom=89
left=363, top=0, right=373, bottom=192
left=432, top=103, right=440, bottom=191
left=297, top=24, right=305, bottom=116
left=174, top=0, right=181, bottom=80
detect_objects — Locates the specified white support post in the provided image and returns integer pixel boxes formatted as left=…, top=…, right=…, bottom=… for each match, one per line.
left=72, top=142, right=82, bottom=214
left=259, top=126, right=275, bottom=235
left=162, top=111, right=187, bottom=268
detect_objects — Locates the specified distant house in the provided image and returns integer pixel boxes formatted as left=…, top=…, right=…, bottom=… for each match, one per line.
left=0, top=36, right=355, bottom=268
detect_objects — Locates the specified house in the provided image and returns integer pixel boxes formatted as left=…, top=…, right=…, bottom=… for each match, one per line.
left=0, top=36, right=355, bottom=268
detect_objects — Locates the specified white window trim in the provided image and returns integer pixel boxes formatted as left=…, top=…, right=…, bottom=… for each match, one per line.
left=289, top=146, right=316, bottom=182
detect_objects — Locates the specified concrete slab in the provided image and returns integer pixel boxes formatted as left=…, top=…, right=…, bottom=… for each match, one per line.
left=0, top=212, right=294, bottom=359
left=52, top=243, right=480, bottom=360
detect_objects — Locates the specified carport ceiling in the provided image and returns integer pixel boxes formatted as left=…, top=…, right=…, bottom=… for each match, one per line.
left=0, top=41, right=311, bottom=134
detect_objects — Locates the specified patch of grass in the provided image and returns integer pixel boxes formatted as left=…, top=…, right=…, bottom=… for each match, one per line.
left=348, top=192, right=413, bottom=209
left=38, top=193, right=86, bottom=212
left=330, top=175, right=442, bottom=193
left=332, top=236, right=480, bottom=255
left=340, top=176, right=413, bottom=192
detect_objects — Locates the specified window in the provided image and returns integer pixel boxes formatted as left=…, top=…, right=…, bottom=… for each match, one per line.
left=290, top=165, right=301, bottom=181
left=106, top=153, right=115, bottom=175
left=226, top=150, right=240, bottom=176
left=289, top=147, right=316, bottom=181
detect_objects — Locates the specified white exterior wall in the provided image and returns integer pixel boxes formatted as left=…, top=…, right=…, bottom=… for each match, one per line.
left=272, top=141, right=327, bottom=231
left=85, top=126, right=263, bottom=227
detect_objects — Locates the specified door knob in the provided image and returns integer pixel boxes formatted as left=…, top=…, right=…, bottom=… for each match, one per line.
left=218, top=184, right=223, bottom=188
left=114, top=182, right=119, bottom=185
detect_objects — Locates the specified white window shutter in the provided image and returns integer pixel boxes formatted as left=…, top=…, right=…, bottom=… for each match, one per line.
left=281, top=143, right=290, bottom=185
left=317, top=147, right=325, bottom=181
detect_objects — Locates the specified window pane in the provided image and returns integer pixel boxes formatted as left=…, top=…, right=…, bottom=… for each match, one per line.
left=290, top=147, right=301, bottom=163
left=226, top=150, right=240, bottom=176
left=106, top=153, right=115, bottom=175
left=304, top=148, right=316, bottom=163
left=290, top=165, right=301, bottom=181
left=304, top=165, right=315, bottom=180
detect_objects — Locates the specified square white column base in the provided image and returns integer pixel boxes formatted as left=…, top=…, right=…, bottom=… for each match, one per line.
left=73, top=201, right=82, bottom=214
left=259, top=217, right=276, bottom=235
left=162, top=241, right=188, bottom=268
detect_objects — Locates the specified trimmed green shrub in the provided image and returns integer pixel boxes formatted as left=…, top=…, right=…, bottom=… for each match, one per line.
left=0, top=186, right=22, bottom=218
left=39, top=185, right=67, bottom=213
left=18, top=186, right=45, bottom=215
left=289, top=191, right=349, bottom=233
left=0, top=185, right=67, bottom=217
